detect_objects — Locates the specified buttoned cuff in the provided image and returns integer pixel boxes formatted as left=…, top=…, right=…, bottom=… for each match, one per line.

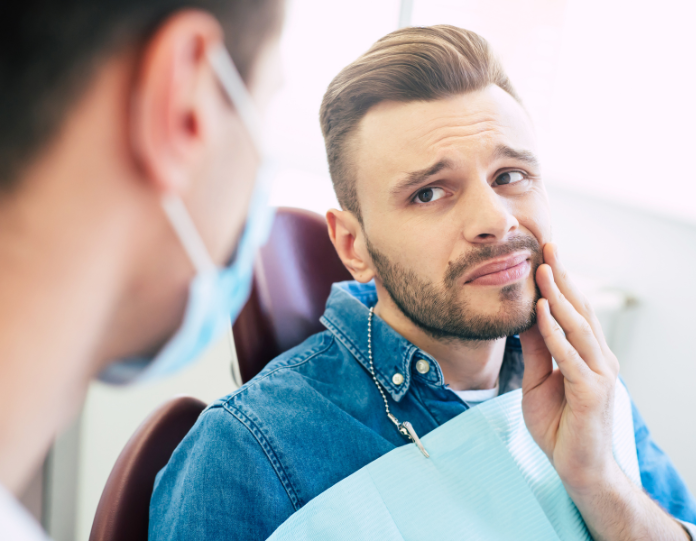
left=678, top=519, right=696, bottom=540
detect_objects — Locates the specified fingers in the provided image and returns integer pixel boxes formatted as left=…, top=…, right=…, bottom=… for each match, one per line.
left=535, top=264, right=606, bottom=374
left=519, top=323, right=553, bottom=392
left=535, top=298, right=592, bottom=384
left=538, top=244, right=620, bottom=377
left=543, top=243, right=610, bottom=350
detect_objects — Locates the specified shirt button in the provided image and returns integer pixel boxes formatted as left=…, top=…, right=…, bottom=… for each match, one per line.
left=392, top=372, right=404, bottom=386
left=415, top=359, right=431, bottom=374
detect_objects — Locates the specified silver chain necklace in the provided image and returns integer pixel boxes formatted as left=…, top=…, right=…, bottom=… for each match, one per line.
left=368, top=307, right=429, bottom=458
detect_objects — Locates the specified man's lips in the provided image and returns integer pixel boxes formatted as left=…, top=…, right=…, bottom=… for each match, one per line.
left=463, top=252, right=532, bottom=287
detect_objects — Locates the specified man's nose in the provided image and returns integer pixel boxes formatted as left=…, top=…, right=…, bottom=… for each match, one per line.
left=458, top=182, right=519, bottom=244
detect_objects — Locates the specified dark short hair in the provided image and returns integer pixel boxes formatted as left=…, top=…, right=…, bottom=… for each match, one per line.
left=319, top=25, right=520, bottom=222
left=0, top=0, right=283, bottom=190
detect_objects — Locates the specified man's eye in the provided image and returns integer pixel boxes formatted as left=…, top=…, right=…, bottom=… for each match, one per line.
left=414, top=187, right=446, bottom=204
left=494, top=171, right=526, bottom=186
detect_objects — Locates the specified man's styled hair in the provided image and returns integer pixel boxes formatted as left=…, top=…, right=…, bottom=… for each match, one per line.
left=320, top=25, right=520, bottom=221
left=0, top=0, right=282, bottom=190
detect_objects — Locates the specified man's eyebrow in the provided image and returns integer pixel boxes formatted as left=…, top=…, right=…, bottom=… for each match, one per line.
left=391, top=159, right=452, bottom=196
left=493, top=145, right=539, bottom=168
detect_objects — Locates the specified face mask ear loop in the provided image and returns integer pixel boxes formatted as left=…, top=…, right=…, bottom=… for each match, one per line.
left=162, top=193, right=217, bottom=274
left=206, top=44, right=264, bottom=154
left=161, top=46, right=260, bottom=277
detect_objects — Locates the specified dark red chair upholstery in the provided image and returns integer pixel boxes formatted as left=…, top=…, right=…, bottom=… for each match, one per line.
left=233, top=207, right=352, bottom=383
left=89, top=396, right=206, bottom=541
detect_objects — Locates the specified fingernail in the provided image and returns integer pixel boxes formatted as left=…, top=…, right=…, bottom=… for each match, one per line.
left=553, top=244, right=560, bottom=260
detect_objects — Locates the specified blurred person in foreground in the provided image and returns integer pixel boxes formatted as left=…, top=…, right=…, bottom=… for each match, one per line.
left=150, top=25, right=696, bottom=540
left=0, top=0, right=284, bottom=539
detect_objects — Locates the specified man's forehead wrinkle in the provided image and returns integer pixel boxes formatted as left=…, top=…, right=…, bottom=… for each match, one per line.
left=424, top=129, right=500, bottom=156
left=409, top=120, right=502, bottom=156
left=403, top=109, right=495, bottom=132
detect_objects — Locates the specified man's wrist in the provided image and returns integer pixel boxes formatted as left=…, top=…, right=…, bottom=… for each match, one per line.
left=563, top=461, right=688, bottom=541
left=561, top=458, right=626, bottom=503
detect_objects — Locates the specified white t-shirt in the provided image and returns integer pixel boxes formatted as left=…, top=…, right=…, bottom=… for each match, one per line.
left=0, top=483, right=49, bottom=541
left=447, top=381, right=499, bottom=407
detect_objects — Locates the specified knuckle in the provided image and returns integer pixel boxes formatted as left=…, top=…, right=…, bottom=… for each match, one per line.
left=578, top=319, right=593, bottom=337
left=538, top=323, right=553, bottom=340
left=599, top=372, right=613, bottom=388
left=540, top=322, right=559, bottom=341
left=565, top=346, right=584, bottom=365
left=581, top=298, right=595, bottom=317
left=566, top=318, right=593, bottom=341
left=551, top=319, right=563, bottom=335
left=598, top=366, right=616, bottom=385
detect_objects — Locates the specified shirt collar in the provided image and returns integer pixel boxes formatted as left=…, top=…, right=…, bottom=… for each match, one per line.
left=320, top=281, right=428, bottom=402
left=320, top=280, right=524, bottom=402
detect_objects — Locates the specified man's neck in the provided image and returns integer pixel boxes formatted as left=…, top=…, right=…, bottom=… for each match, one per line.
left=0, top=191, right=125, bottom=494
left=373, top=289, right=507, bottom=392
left=0, top=140, right=143, bottom=495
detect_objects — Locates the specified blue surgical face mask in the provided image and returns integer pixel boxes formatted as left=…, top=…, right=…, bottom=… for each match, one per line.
left=99, top=44, right=276, bottom=385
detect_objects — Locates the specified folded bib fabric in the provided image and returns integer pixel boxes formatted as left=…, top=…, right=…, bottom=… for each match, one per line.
left=268, top=380, right=640, bottom=541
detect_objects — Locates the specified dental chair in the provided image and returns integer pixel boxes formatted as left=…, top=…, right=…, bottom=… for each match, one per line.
left=232, top=206, right=352, bottom=383
left=88, top=395, right=206, bottom=541
left=88, top=207, right=351, bottom=540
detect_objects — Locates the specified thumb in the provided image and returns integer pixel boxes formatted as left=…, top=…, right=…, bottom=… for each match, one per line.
left=520, top=322, right=553, bottom=392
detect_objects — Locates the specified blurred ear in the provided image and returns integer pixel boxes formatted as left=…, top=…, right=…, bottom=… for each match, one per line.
left=130, top=9, right=226, bottom=195
left=326, top=209, right=375, bottom=283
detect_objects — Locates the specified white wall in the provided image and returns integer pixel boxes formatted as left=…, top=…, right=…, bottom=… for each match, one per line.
left=541, top=0, right=696, bottom=222
left=548, top=183, right=696, bottom=493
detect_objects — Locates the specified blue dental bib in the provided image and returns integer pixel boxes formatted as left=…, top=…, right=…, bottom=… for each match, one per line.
left=268, top=381, right=640, bottom=540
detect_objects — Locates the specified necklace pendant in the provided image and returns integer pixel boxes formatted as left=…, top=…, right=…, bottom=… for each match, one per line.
left=400, top=421, right=430, bottom=458
left=368, top=307, right=429, bottom=459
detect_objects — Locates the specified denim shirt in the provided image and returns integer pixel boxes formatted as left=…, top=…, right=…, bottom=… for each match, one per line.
left=149, top=281, right=696, bottom=540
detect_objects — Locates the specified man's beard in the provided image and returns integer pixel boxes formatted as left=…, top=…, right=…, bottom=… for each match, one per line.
left=365, top=234, right=543, bottom=342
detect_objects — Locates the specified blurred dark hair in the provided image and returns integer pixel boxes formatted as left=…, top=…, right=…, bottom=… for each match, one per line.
left=0, top=0, right=283, bottom=190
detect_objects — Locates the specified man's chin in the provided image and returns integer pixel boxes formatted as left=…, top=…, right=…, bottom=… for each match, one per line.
left=464, top=282, right=537, bottom=314
left=442, top=290, right=539, bottom=341
left=407, top=303, right=537, bottom=342
left=494, top=290, right=539, bottom=337
left=495, top=305, right=537, bottom=337
left=460, top=311, right=536, bottom=341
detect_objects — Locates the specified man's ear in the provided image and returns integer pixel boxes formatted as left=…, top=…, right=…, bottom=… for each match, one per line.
left=130, top=10, right=225, bottom=195
left=327, top=209, right=376, bottom=283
